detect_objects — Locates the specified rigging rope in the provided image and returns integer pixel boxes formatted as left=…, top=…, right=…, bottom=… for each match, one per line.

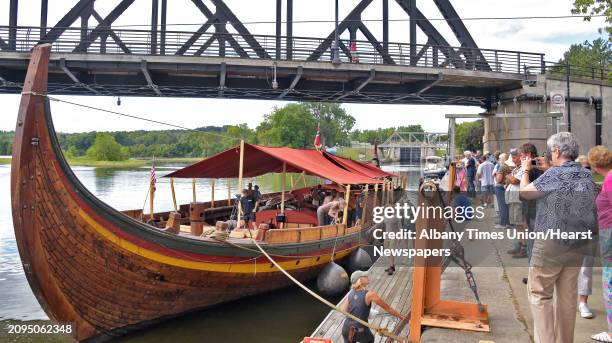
left=44, top=94, right=241, bottom=141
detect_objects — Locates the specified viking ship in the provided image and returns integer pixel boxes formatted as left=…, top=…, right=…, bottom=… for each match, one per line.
left=11, top=45, right=404, bottom=341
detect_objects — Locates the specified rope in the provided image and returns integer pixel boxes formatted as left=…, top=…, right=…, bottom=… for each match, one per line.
left=250, top=237, right=406, bottom=342
left=23, top=91, right=241, bottom=142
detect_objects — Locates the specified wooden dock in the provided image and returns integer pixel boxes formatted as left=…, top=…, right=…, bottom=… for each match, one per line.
left=310, top=256, right=413, bottom=342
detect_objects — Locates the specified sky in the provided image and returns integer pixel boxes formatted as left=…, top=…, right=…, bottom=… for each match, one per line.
left=0, top=0, right=606, bottom=134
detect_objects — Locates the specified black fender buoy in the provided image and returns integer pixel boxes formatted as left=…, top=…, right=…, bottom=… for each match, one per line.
left=347, top=248, right=373, bottom=273
left=317, top=262, right=349, bottom=297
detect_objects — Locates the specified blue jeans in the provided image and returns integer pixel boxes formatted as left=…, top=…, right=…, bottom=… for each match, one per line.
left=494, top=185, right=509, bottom=226
left=467, top=174, right=476, bottom=197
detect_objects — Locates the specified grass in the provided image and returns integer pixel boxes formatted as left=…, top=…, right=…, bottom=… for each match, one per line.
left=65, top=157, right=201, bottom=168
left=336, top=147, right=374, bottom=161
left=0, top=156, right=201, bottom=168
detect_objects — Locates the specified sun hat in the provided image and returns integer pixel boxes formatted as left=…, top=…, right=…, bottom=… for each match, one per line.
left=350, top=270, right=369, bottom=284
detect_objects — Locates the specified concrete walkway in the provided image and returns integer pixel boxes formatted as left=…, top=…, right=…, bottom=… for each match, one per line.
left=422, top=207, right=607, bottom=343
left=310, top=205, right=607, bottom=342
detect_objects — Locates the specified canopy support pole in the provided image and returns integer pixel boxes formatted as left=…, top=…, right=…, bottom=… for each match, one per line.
left=281, top=162, right=286, bottom=229
left=238, top=140, right=245, bottom=227
left=192, top=178, right=196, bottom=202
left=381, top=181, right=386, bottom=205
left=374, top=183, right=379, bottom=207
left=361, top=184, right=369, bottom=226
left=211, top=178, right=215, bottom=209
left=170, top=177, right=178, bottom=212
left=290, top=174, right=294, bottom=189
left=342, top=184, right=350, bottom=225
left=227, top=178, right=231, bottom=206
left=149, top=179, right=155, bottom=221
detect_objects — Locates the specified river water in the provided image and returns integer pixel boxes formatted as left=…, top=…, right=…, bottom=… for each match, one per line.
left=0, top=161, right=421, bottom=342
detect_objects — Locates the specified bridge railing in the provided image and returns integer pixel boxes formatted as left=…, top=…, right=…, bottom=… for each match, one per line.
left=526, top=60, right=612, bottom=82
left=1, top=25, right=545, bottom=75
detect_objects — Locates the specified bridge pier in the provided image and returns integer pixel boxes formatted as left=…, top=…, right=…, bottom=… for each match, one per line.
left=484, top=74, right=611, bottom=155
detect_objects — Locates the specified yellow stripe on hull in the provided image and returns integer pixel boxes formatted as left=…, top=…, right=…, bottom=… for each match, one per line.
left=79, top=209, right=352, bottom=273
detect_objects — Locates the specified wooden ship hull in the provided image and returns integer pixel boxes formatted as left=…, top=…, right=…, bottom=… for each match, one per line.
left=11, top=45, right=381, bottom=341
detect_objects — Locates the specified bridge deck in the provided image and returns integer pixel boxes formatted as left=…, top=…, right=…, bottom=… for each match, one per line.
left=0, top=25, right=543, bottom=106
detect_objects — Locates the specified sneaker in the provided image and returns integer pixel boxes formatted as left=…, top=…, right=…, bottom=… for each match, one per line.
left=494, top=224, right=506, bottom=229
left=579, top=302, right=594, bottom=319
left=591, top=332, right=612, bottom=342
left=512, top=250, right=527, bottom=258
left=385, top=266, right=395, bottom=276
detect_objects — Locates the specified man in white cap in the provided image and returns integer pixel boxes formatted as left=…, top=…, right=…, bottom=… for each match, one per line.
left=341, top=270, right=405, bottom=342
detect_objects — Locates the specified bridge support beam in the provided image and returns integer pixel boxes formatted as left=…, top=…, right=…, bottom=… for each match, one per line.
left=278, top=65, right=302, bottom=99
left=140, top=60, right=162, bottom=96
left=59, top=58, right=100, bottom=95
left=9, top=0, right=18, bottom=50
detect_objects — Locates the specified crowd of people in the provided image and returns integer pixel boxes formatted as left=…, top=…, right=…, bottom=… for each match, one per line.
left=455, top=132, right=610, bottom=343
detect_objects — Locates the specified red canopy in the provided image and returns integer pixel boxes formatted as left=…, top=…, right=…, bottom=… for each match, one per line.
left=322, top=151, right=396, bottom=178
left=165, top=143, right=382, bottom=185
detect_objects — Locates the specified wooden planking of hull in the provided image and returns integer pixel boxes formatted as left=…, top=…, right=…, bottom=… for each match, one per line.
left=10, top=45, right=365, bottom=342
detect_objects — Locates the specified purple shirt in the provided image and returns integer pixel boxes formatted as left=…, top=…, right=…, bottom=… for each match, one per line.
left=596, top=172, right=612, bottom=228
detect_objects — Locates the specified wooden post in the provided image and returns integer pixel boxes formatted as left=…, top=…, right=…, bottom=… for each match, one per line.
left=227, top=178, right=231, bottom=206
left=374, top=183, right=379, bottom=207
left=360, top=184, right=369, bottom=225
left=149, top=179, right=155, bottom=221
left=302, top=172, right=307, bottom=188
left=280, top=162, right=286, bottom=229
left=290, top=174, right=294, bottom=189
left=191, top=178, right=196, bottom=202
left=342, top=184, right=350, bottom=225
left=409, top=182, right=490, bottom=341
left=448, top=161, right=457, bottom=192
left=237, top=140, right=245, bottom=226
left=211, top=178, right=215, bottom=209
left=381, top=181, right=387, bottom=205
left=170, top=177, right=178, bottom=212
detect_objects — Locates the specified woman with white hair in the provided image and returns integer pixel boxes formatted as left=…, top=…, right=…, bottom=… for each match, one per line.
left=341, top=271, right=405, bottom=343
left=519, top=132, right=597, bottom=343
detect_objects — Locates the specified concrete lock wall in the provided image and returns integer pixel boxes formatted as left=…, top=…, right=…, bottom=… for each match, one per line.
left=484, top=75, right=612, bottom=155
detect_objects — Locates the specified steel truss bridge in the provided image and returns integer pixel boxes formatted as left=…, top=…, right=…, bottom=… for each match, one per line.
left=0, top=0, right=572, bottom=108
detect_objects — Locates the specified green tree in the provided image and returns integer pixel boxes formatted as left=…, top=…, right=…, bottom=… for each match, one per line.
left=455, top=120, right=483, bottom=154
left=86, top=133, right=129, bottom=161
left=558, top=38, right=612, bottom=69
left=572, top=0, right=612, bottom=37
left=256, top=104, right=318, bottom=148
left=303, top=103, right=356, bottom=146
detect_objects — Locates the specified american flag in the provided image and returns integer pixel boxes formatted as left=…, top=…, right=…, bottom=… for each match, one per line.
left=150, top=158, right=156, bottom=186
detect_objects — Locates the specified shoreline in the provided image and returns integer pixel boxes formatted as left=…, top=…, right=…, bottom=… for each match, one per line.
left=0, top=157, right=200, bottom=168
